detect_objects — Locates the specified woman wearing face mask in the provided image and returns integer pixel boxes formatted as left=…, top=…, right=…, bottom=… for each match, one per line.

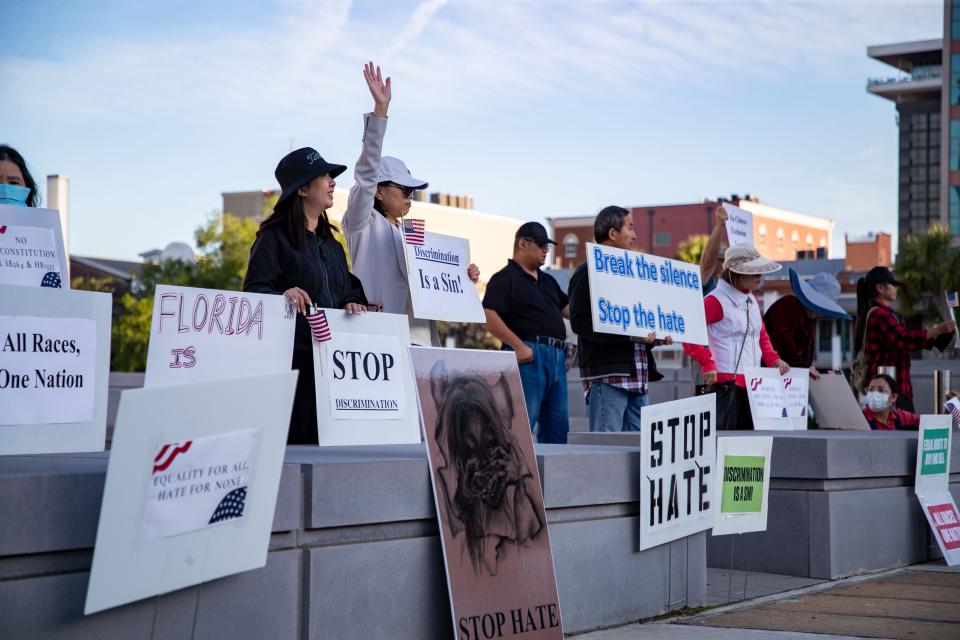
left=684, top=245, right=790, bottom=430
left=244, top=146, right=368, bottom=445
left=0, top=145, right=40, bottom=207
left=852, top=266, right=956, bottom=412
left=862, top=374, right=919, bottom=430
left=341, top=62, right=479, bottom=346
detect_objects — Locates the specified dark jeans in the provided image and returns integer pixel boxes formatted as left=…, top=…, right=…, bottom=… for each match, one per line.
left=515, top=341, right=569, bottom=444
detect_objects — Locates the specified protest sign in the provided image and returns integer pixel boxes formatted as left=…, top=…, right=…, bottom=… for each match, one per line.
left=585, top=242, right=708, bottom=344
left=918, top=493, right=960, bottom=566
left=808, top=372, right=870, bottom=430
left=405, top=231, right=485, bottom=323
left=782, top=368, right=810, bottom=430
left=410, top=347, right=563, bottom=640
left=915, top=415, right=952, bottom=496
left=639, top=394, right=716, bottom=550
left=313, top=310, right=421, bottom=446
left=0, top=284, right=109, bottom=454
left=144, top=285, right=296, bottom=387
left=84, top=371, right=297, bottom=614
left=0, top=205, right=68, bottom=288
left=712, top=436, right=773, bottom=536
left=744, top=367, right=789, bottom=430
left=723, top=203, right=754, bottom=247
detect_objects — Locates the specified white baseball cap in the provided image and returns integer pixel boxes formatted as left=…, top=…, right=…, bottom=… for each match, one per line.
left=723, top=244, right=782, bottom=275
left=378, top=156, right=429, bottom=190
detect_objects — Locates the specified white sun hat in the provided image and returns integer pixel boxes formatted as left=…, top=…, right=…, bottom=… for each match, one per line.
left=723, top=244, right=782, bottom=275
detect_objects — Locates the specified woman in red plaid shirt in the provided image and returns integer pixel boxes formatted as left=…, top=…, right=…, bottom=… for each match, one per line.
left=853, top=267, right=956, bottom=412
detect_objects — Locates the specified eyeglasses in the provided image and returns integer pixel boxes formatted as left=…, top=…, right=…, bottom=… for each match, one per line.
left=385, top=183, right=416, bottom=199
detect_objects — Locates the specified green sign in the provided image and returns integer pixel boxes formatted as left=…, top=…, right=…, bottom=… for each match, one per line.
left=921, top=428, right=950, bottom=476
left=720, top=455, right=765, bottom=513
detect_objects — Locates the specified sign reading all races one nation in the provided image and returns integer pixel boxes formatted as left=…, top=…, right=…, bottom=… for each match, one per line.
left=639, top=394, right=716, bottom=550
left=144, top=285, right=295, bottom=387
left=0, top=205, right=68, bottom=288
left=404, top=231, right=485, bottom=323
left=585, top=242, right=708, bottom=344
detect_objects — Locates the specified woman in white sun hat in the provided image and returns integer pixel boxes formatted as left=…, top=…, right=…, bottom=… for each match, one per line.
left=341, top=62, right=479, bottom=346
left=684, top=244, right=790, bottom=430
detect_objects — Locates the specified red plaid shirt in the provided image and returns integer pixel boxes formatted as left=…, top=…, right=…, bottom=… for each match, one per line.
left=863, top=304, right=931, bottom=403
left=583, top=342, right=648, bottom=401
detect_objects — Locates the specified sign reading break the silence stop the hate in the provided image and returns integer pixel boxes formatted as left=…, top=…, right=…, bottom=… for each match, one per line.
left=0, top=205, right=69, bottom=289
left=144, top=285, right=295, bottom=387
left=312, top=309, right=421, bottom=446
left=712, top=436, right=773, bottom=536
left=0, top=284, right=111, bottom=455
left=585, top=242, right=708, bottom=345
left=84, top=371, right=297, bottom=614
left=405, top=231, right=486, bottom=323
left=639, top=394, right=716, bottom=550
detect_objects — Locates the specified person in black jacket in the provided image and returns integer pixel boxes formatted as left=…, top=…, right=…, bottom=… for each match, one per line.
left=568, top=206, right=671, bottom=432
left=244, top=146, right=368, bottom=445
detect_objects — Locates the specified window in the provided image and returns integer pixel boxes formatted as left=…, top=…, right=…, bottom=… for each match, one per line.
left=954, top=0, right=960, bottom=39
left=819, top=236, right=826, bottom=247
left=758, top=223, right=767, bottom=245
left=805, top=233, right=813, bottom=246
left=952, top=187, right=960, bottom=235
left=818, top=319, right=833, bottom=353
left=654, top=231, right=672, bottom=247
left=952, top=121, right=960, bottom=172
left=791, top=230, right=799, bottom=248
left=776, top=227, right=784, bottom=251
left=563, top=233, right=578, bottom=259
left=952, top=54, right=960, bottom=105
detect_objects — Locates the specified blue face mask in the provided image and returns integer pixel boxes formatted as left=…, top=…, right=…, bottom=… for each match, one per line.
left=0, top=183, right=30, bottom=206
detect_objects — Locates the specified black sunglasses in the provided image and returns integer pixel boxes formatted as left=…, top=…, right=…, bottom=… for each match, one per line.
left=385, top=183, right=416, bottom=199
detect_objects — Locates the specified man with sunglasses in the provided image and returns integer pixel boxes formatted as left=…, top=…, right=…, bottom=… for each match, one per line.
left=483, top=222, right=571, bottom=444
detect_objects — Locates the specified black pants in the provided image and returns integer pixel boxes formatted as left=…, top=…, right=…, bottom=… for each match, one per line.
left=289, top=348, right=318, bottom=445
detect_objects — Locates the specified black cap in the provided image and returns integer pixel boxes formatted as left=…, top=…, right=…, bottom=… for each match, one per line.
left=866, top=266, right=903, bottom=287
left=515, top=221, right=556, bottom=246
left=274, top=147, right=347, bottom=207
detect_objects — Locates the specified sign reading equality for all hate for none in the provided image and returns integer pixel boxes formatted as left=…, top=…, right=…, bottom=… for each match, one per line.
left=585, top=242, right=708, bottom=345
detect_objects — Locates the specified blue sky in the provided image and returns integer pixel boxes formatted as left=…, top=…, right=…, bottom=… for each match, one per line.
left=1, top=0, right=943, bottom=260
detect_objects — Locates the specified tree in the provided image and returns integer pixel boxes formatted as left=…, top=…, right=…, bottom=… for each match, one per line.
left=676, top=234, right=709, bottom=266
left=894, top=224, right=960, bottom=324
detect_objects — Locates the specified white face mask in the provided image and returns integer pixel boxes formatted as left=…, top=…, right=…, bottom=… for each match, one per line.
left=865, top=391, right=891, bottom=412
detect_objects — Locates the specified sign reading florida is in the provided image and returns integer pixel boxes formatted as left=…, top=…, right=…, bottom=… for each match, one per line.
left=585, top=242, right=708, bottom=344
left=404, top=231, right=485, bottom=323
left=142, top=429, right=258, bottom=540
left=144, top=285, right=295, bottom=387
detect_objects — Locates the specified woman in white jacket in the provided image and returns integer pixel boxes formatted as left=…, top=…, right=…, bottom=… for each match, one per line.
left=342, top=62, right=478, bottom=346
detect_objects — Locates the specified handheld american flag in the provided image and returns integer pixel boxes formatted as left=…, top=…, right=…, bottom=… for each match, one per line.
left=305, top=308, right=331, bottom=342
left=402, top=218, right=425, bottom=245
left=947, top=398, right=960, bottom=430
left=948, top=291, right=959, bottom=309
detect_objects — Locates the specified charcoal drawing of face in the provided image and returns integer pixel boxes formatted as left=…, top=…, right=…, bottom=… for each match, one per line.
left=430, top=361, right=544, bottom=577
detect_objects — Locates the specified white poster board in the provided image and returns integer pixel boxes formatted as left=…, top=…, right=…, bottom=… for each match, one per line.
left=782, top=368, right=810, bottom=430
left=918, top=492, right=960, bottom=566
left=808, top=372, right=870, bottom=430
left=744, top=367, right=790, bottom=430
left=712, top=436, right=773, bottom=536
left=915, top=414, right=952, bottom=496
left=84, top=371, right=297, bottom=614
left=405, top=231, right=485, bottom=323
left=144, top=285, right=296, bottom=387
left=585, top=242, right=708, bottom=345
left=639, top=394, right=716, bottom=550
left=723, top=203, right=754, bottom=247
left=0, top=285, right=110, bottom=454
left=0, top=205, right=69, bottom=288
left=312, top=309, right=421, bottom=445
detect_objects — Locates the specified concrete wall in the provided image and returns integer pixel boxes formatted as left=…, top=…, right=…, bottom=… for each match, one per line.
left=569, top=430, right=960, bottom=580
left=0, top=444, right=705, bottom=639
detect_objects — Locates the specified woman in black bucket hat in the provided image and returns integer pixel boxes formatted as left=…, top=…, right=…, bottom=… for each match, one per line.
left=244, top=146, right=368, bottom=445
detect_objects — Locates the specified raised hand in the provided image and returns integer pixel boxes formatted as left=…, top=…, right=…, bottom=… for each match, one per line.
left=364, top=61, right=391, bottom=118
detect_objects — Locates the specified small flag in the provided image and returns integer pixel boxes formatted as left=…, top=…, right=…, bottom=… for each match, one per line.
left=947, top=398, right=960, bottom=429
left=305, top=308, right=331, bottom=342
left=947, top=291, right=959, bottom=309
left=402, top=218, right=425, bottom=245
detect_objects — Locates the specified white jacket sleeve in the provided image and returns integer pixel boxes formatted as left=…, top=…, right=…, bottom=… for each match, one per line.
left=342, top=113, right=387, bottom=233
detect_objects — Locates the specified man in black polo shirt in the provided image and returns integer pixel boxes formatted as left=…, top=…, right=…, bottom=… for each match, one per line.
left=483, top=222, right=570, bottom=444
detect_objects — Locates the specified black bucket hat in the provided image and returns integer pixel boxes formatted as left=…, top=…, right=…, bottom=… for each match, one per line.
left=274, top=147, right=346, bottom=207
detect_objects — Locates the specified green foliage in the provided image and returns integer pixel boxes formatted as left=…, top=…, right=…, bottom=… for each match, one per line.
left=893, top=224, right=960, bottom=322
left=677, top=234, right=709, bottom=266
left=110, top=294, right=154, bottom=372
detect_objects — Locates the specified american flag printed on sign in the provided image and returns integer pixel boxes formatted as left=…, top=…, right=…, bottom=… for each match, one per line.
left=153, top=441, right=193, bottom=473
left=305, top=308, right=331, bottom=342
left=402, top=218, right=425, bottom=245
left=208, top=487, right=247, bottom=524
